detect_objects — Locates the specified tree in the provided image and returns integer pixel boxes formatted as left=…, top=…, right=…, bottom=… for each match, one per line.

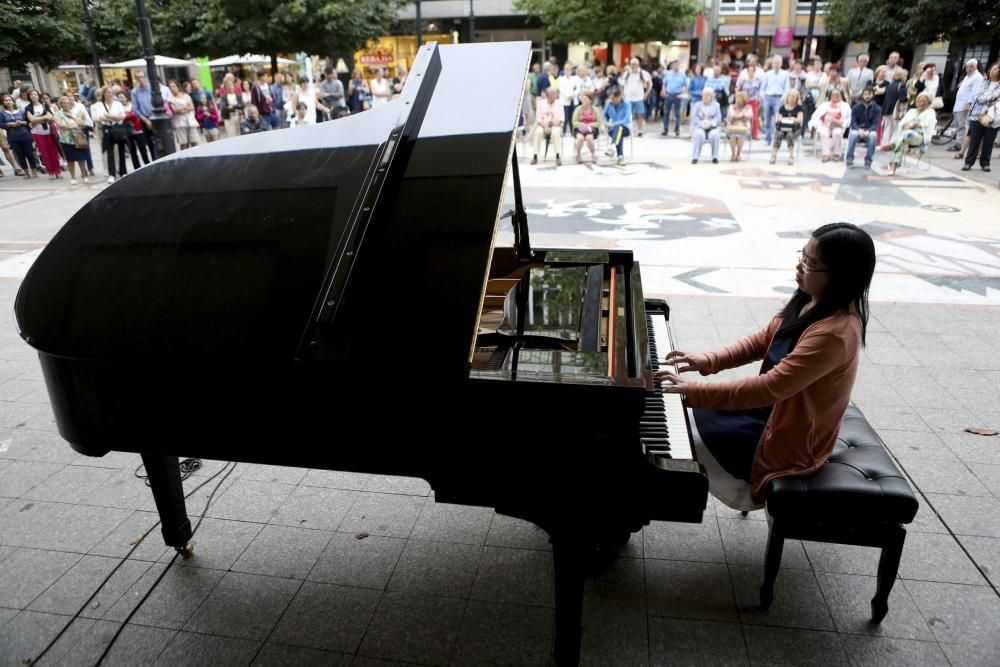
left=514, top=0, right=701, bottom=65
left=825, top=0, right=999, bottom=47
left=0, top=0, right=91, bottom=70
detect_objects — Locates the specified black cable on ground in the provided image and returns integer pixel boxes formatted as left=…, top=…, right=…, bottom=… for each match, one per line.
left=134, top=458, right=202, bottom=486
left=27, top=460, right=235, bottom=666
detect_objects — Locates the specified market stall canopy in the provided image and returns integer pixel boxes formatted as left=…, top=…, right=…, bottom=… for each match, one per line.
left=206, top=54, right=296, bottom=67
left=110, top=56, right=197, bottom=68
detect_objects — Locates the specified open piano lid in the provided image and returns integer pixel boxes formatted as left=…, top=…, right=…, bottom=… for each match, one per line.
left=15, top=41, right=531, bottom=376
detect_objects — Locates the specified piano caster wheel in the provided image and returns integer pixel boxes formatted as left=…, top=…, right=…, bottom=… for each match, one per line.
left=740, top=511, right=749, bottom=519
left=176, top=543, right=195, bottom=559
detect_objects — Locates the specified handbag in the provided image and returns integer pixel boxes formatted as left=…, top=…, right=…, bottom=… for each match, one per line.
left=107, top=123, right=127, bottom=142
left=72, top=129, right=88, bottom=149
left=931, top=96, right=944, bottom=110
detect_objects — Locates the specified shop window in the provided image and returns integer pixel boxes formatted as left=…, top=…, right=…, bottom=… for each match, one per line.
left=795, top=1, right=828, bottom=12
left=720, top=0, right=775, bottom=14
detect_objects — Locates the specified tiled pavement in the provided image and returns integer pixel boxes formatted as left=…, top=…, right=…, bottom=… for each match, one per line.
left=2, top=273, right=999, bottom=665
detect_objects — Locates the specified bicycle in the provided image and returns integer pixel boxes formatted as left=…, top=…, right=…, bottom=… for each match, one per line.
left=930, top=110, right=957, bottom=146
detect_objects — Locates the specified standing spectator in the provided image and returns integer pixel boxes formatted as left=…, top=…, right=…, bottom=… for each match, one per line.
left=190, top=78, right=212, bottom=109
left=572, top=90, right=601, bottom=163
left=661, top=60, right=688, bottom=137
left=52, top=95, right=90, bottom=185
left=687, top=63, right=707, bottom=118
left=391, top=64, right=408, bottom=99
left=879, top=92, right=936, bottom=175
left=529, top=62, right=541, bottom=97
left=883, top=51, right=901, bottom=83
left=196, top=97, right=220, bottom=142
left=320, top=66, right=346, bottom=116
left=845, top=87, right=881, bottom=168
left=762, top=55, right=789, bottom=145
left=911, top=63, right=939, bottom=108
left=40, top=92, right=68, bottom=167
left=788, top=60, right=807, bottom=94
left=726, top=91, right=753, bottom=161
left=530, top=87, right=563, bottom=165
left=951, top=59, right=983, bottom=158
left=91, top=86, right=127, bottom=183
left=811, top=88, right=851, bottom=162
left=621, top=57, right=651, bottom=136
left=80, top=78, right=97, bottom=105
left=70, top=92, right=95, bottom=176
left=269, top=73, right=286, bottom=125
left=557, top=64, right=582, bottom=134
left=240, top=104, right=271, bottom=134
left=962, top=62, right=1000, bottom=173
left=369, top=68, right=391, bottom=108
left=819, top=66, right=850, bottom=104
left=769, top=89, right=803, bottom=166
left=24, top=90, right=62, bottom=179
left=536, top=63, right=553, bottom=97
left=593, top=66, right=608, bottom=105
left=846, top=53, right=874, bottom=102
left=603, top=87, right=632, bottom=166
left=871, top=66, right=888, bottom=108
left=240, top=80, right=252, bottom=107
left=219, top=75, right=244, bottom=138
left=882, top=68, right=909, bottom=145
left=167, top=80, right=199, bottom=150
left=690, top=88, right=721, bottom=164
left=118, top=91, right=150, bottom=169
left=251, top=70, right=279, bottom=128
left=292, top=76, right=328, bottom=125
left=803, top=57, right=824, bottom=131
left=0, top=123, right=23, bottom=177
left=738, top=62, right=763, bottom=139
left=1, top=94, right=37, bottom=177
left=348, top=68, right=370, bottom=113
left=707, top=64, right=731, bottom=120
left=129, top=70, right=161, bottom=160
left=648, top=65, right=664, bottom=122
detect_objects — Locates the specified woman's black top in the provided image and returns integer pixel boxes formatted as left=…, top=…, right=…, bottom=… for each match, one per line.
left=776, top=104, right=803, bottom=131
left=883, top=81, right=906, bottom=116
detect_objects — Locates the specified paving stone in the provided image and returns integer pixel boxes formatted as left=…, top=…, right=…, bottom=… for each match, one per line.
left=718, top=517, right=810, bottom=569
left=875, top=429, right=956, bottom=462
left=80, top=469, right=160, bottom=511
left=646, top=559, right=736, bottom=622
left=240, top=463, right=309, bottom=485
left=903, top=579, right=1000, bottom=645
left=364, top=474, right=432, bottom=496
left=470, top=546, right=554, bottom=607
left=252, top=642, right=352, bottom=666
left=182, top=571, right=300, bottom=640
left=644, top=517, right=726, bottom=563
left=815, top=572, right=932, bottom=640
left=838, top=635, right=947, bottom=667
left=0, top=610, right=72, bottom=666
left=731, top=565, right=835, bottom=631
left=0, top=400, right=47, bottom=429
left=583, top=555, right=646, bottom=613
left=579, top=605, right=647, bottom=666
left=410, top=501, right=493, bottom=545
left=742, top=625, right=849, bottom=666
left=940, top=431, right=1000, bottom=465
left=338, top=492, right=426, bottom=538
left=88, top=510, right=172, bottom=562
left=924, top=493, right=1000, bottom=537
left=0, top=547, right=81, bottom=608
left=956, top=535, right=1000, bottom=588
left=154, top=631, right=262, bottom=666
left=484, top=513, right=551, bottom=551
left=113, top=564, right=225, bottom=629
left=269, top=485, right=357, bottom=532
left=357, top=591, right=465, bottom=665
left=648, top=617, right=749, bottom=666
left=309, top=531, right=406, bottom=590
left=300, top=469, right=372, bottom=490
left=451, top=599, right=554, bottom=666
left=20, top=464, right=115, bottom=503
left=28, top=503, right=131, bottom=553
left=0, top=459, right=64, bottom=497
left=969, top=462, right=1000, bottom=497
left=388, top=539, right=482, bottom=598
left=901, top=459, right=992, bottom=496
left=232, top=524, right=332, bottom=580
left=898, top=531, right=989, bottom=585
left=802, top=542, right=880, bottom=576
left=860, top=406, right=931, bottom=432
left=45, top=619, right=176, bottom=667
left=269, top=581, right=380, bottom=653
left=939, top=641, right=1000, bottom=667
left=27, top=554, right=152, bottom=619
left=173, top=517, right=264, bottom=570
left=0, top=544, right=15, bottom=564
left=204, top=478, right=296, bottom=524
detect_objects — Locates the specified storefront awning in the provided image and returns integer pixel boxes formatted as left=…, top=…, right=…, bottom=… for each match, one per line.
left=206, top=54, right=296, bottom=67
left=719, top=25, right=827, bottom=37
left=108, top=56, right=197, bottom=68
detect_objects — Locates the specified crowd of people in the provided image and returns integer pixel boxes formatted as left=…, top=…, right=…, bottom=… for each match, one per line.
left=0, top=64, right=409, bottom=184
left=519, top=51, right=1000, bottom=173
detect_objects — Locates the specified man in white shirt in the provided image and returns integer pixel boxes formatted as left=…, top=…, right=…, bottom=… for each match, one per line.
left=622, top=57, right=652, bottom=136
left=846, top=53, right=874, bottom=102
left=557, top=65, right=581, bottom=135
left=883, top=52, right=901, bottom=83
left=951, top=59, right=983, bottom=153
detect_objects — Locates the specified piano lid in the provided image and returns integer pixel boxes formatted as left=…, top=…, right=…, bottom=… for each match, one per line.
left=15, top=41, right=531, bottom=371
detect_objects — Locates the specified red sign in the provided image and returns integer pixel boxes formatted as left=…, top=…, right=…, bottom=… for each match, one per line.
left=773, top=28, right=794, bottom=48
left=359, top=53, right=393, bottom=65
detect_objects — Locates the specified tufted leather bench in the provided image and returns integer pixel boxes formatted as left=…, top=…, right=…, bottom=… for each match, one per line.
left=757, top=405, right=919, bottom=622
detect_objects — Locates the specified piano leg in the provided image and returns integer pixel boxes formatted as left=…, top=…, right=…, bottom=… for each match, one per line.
left=141, top=453, right=194, bottom=557
left=551, top=538, right=585, bottom=667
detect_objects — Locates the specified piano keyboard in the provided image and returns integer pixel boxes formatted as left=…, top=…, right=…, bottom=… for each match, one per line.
left=643, top=309, right=694, bottom=464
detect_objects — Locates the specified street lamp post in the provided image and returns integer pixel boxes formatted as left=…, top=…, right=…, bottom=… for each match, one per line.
left=134, top=0, right=175, bottom=156
left=81, top=0, right=104, bottom=86
left=752, top=0, right=762, bottom=57
left=416, top=0, right=422, bottom=46
left=469, top=0, right=475, bottom=43
left=803, top=0, right=818, bottom=63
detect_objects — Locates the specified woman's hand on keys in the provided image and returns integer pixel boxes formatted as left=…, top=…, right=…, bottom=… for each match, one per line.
left=663, top=350, right=709, bottom=374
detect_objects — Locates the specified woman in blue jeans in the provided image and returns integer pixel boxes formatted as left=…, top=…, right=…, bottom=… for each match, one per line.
left=0, top=94, right=39, bottom=178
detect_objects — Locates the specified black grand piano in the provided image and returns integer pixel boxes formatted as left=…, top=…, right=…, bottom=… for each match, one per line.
left=15, top=41, right=707, bottom=665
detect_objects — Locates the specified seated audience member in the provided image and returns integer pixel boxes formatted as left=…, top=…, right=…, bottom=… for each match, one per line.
left=846, top=86, right=882, bottom=168
left=657, top=223, right=876, bottom=511
left=571, top=90, right=601, bottom=164
left=726, top=91, right=753, bottom=161
left=878, top=91, right=936, bottom=175
left=770, top=89, right=803, bottom=165
left=690, top=88, right=721, bottom=164
left=602, top=87, right=632, bottom=166
left=289, top=102, right=312, bottom=128
left=239, top=104, right=270, bottom=134
left=811, top=89, right=851, bottom=162
left=531, top=87, right=563, bottom=165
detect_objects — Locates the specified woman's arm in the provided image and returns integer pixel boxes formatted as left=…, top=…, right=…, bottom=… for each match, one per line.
left=700, top=316, right=781, bottom=375
left=686, top=325, right=854, bottom=410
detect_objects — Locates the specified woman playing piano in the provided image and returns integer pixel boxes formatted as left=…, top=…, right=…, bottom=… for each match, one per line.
left=656, top=223, right=876, bottom=511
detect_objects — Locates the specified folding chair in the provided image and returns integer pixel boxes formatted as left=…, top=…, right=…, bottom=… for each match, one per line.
left=901, top=135, right=931, bottom=172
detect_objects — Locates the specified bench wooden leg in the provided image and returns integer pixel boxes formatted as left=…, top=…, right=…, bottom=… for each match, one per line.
left=760, top=519, right=784, bottom=610
left=872, top=524, right=906, bottom=623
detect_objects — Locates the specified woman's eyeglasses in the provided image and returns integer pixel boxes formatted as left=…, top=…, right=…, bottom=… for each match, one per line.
left=797, top=250, right=828, bottom=273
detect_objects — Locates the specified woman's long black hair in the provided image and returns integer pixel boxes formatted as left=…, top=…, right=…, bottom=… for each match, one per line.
left=776, top=223, right=876, bottom=346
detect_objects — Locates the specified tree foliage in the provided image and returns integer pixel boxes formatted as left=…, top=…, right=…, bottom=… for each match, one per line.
left=514, top=0, right=701, bottom=46
left=825, top=0, right=999, bottom=47
left=0, top=0, right=406, bottom=71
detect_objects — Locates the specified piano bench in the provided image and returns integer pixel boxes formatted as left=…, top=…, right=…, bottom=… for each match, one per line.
left=758, top=405, right=919, bottom=622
